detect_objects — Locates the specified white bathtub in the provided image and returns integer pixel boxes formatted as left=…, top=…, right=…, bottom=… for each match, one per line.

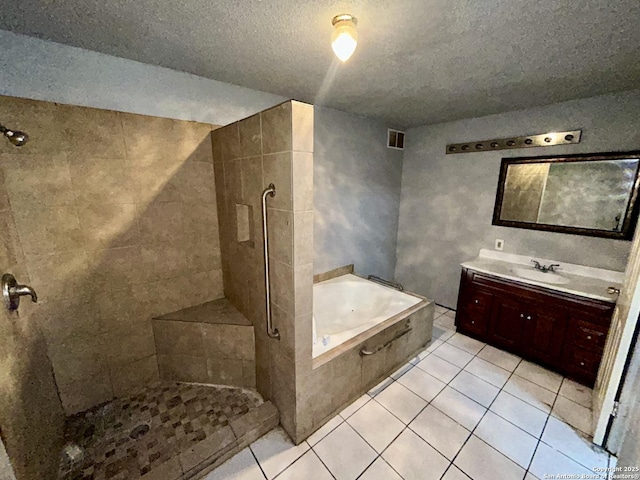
left=313, top=274, right=423, bottom=358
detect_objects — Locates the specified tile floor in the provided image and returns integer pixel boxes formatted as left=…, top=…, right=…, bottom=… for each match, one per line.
left=204, top=305, right=615, bottom=480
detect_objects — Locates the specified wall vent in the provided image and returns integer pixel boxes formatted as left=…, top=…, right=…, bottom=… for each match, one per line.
left=387, top=129, right=405, bottom=150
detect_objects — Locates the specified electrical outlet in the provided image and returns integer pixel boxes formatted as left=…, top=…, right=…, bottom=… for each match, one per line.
left=495, top=239, right=504, bottom=251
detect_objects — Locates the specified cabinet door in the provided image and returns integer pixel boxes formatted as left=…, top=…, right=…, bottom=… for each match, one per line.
left=488, top=296, right=526, bottom=351
left=521, top=306, right=567, bottom=366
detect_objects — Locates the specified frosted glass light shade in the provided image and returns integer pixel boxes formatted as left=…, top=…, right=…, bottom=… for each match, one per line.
left=331, top=17, right=358, bottom=62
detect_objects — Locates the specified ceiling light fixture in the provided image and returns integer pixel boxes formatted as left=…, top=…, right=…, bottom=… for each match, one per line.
left=331, top=14, right=358, bottom=62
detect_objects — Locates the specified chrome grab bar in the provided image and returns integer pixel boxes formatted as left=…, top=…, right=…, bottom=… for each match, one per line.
left=261, top=184, right=280, bottom=340
left=367, top=275, right=404, bottom=291
left=360, top=326, right=412, bottom=356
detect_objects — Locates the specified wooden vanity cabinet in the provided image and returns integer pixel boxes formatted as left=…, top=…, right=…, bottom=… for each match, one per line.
left=455, top=268, right=614, bottom=387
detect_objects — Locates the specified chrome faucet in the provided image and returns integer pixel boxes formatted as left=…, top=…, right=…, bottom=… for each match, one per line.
left=531, top=260, right=560, bottom=273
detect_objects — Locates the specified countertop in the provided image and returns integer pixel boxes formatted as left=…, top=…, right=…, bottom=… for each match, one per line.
left=461, top=249, right=625, bottom=303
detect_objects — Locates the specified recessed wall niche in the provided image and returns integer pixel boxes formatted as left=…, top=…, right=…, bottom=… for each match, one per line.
left=236, top=203, right=254, bottom=246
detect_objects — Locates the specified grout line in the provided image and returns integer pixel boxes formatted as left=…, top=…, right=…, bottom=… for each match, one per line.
left=248, top=447, right=269, bottom=480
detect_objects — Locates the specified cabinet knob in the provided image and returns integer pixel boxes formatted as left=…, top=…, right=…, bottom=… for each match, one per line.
left=526, top=316, right=531, bottom=320
left=520, top=314, right=524, bottom=318
left=580, top=362, right=585, bottom=366
left=587, top=335, right=592, bottom=340
left=474, top=299, right=479, bottom=304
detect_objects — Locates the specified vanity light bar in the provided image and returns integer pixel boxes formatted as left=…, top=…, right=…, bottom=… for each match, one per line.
left=446, top=129, right=582, bottom=154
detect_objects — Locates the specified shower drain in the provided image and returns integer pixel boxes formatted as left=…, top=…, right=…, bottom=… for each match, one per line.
left=129, top=424, right=150, bottom=439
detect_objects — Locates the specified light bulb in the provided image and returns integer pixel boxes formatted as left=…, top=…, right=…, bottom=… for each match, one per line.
left=331, top=15, right=358, bottom=62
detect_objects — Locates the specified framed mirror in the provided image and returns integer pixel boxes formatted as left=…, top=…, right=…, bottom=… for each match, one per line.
left=492, top=151, right=640, bottom=240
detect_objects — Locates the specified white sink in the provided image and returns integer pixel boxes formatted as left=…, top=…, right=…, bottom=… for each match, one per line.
left=511, top=267, right=570, bottom=285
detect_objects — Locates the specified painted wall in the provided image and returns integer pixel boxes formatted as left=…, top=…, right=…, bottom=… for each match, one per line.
left=396, top=90, right=640, bottom=308
left=314, top=106, right=404, bottom=279
left=0, top=30, right=286, bottom=125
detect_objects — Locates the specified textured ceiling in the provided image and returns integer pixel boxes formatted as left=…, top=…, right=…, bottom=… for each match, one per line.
left=1, top=0, right=640, bottom=127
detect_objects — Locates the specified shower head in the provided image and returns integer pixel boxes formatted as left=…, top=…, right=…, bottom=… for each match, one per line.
left=0, top=124, right=29, bottom=147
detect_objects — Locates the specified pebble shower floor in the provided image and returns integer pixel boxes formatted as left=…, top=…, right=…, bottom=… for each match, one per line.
left=57, top=382, right=262, bottom=480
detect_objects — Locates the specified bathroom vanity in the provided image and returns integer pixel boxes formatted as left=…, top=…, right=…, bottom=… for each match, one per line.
left=455, top=251, right=624, bottom=387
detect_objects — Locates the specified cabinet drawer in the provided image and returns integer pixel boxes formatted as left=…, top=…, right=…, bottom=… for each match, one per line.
left=570, top=320, right=608, bottom=352
left=463, top=290, right=492, bottom=314
left=565, top=346, right=602, bottom=375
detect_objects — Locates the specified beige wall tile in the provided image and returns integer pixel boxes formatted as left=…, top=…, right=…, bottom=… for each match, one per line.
left=186, top=239, right=222, bottom=273
left=91, top=285, right=152, bottom=333
left=294, top=313, right=313, bottom=369
left=292, top=151, right=313, bottom=211
left=25, top=251, right=93, bottom=302
left=269, top=259, right=293, bottom=315
left=119, top=112, right=176, bottom=164
left=105, top=320, right=156, bottom=367
left=202, top=324, right=255, bottom=360
left=182, top=131, right=214, bottom=164
left=263, top=152, right=292, bottom=210
left=174, top=161, right=216, bottom=203
left=267, top=208, right=293, bottom=265
left=129, top=164, right=182, bottom=204
left=0, top=209, right=28, bottom=278
left=261, top=102, right=292, bottom=154
left=77, top=202, right=140, bottom=249
left=12, top=205, right=84, bottom=255
left=293, top=211, right=313, bottom=267
left=243, top=361, right=257, bottom=388
left=138, top=200, right=185, bottom=245
left=241, top=156, right=263, bottom=206
left=270, top=303, right=295, bottom=362
left=224, top=158, right=243, bottom=203
left=294, top=263, right=313, bottom=316
left=110, top=355, right=160, bottom=397
left=57, top=373, right=114, bottom=415
left=219, top=123, right=241, bottom=160
left=93, top=245, right=145, bottom=292
left=0, top=168, right=10, bottom=212
left=0, top=153, right=74, bottom=207
left=183, top=269, right=224, bottom=306
left=207, top=358, right=244, bottom=386
left=157, top=354, right=208, bottom=383
left=239, top=114, right=262, bottom=158
left=153, top=319, right=204, bottom=356
left=68, top=156, right=134, bottom=204
left=58, top=104, right=127, bottom=158
left=291, top=101, right=314, bottom=153
left=182, top=201, right=219, bottom=243
left=47, top=335, right=109, bottom=386
left=30, top=297, right=101, bottom=345
left=140, top=242, right=189, bottom=282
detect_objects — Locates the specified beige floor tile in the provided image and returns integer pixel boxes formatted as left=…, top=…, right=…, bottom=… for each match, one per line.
left=514, top=361, right=563, bottom=393
left=374, top=382, right=427, bottom=424
left=416, top=354, right=461, bottom=383
left=276, top=451, right=333, bottom=480
left=397, top=366, right=447, bottom=402
left=449, top=371, right=500, bottom=407
left=358, top=458, right=403, bottom=480
left=204, top=448, right=265, bottom=480
left=529, top=442, right=593, bottom=480
left=475, top=411, right=538, bottom=468
left=347, top=400, right=404, bottom=453
left=250, top=427, right=309, bottom=479
left=447, top=332, right=486, bottom=355
left=463, top=357, right=511, bottom=388
left=432, top=343, right=474, bottom=368
left=454, top=436, right=525, bottom=480
left=431, top=386, right=487, bottom=431
left=314, top=422, right=377, bottom=480
left=541, top=416, right=608, bottom=471
left=490, top=391, right=549, bottom=437
left=409, top=405, right=470, bottom=460
left=558, top=378, right=593, bottom=409
left=306, top=414, right=343, bottom=446
left=551, top=396, right=594, bottom=436
left=382, top=429, right=450, bottom=480
left=503, top=375, right=557, bottom=413
left=477, top=344, right=521, bottom=372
